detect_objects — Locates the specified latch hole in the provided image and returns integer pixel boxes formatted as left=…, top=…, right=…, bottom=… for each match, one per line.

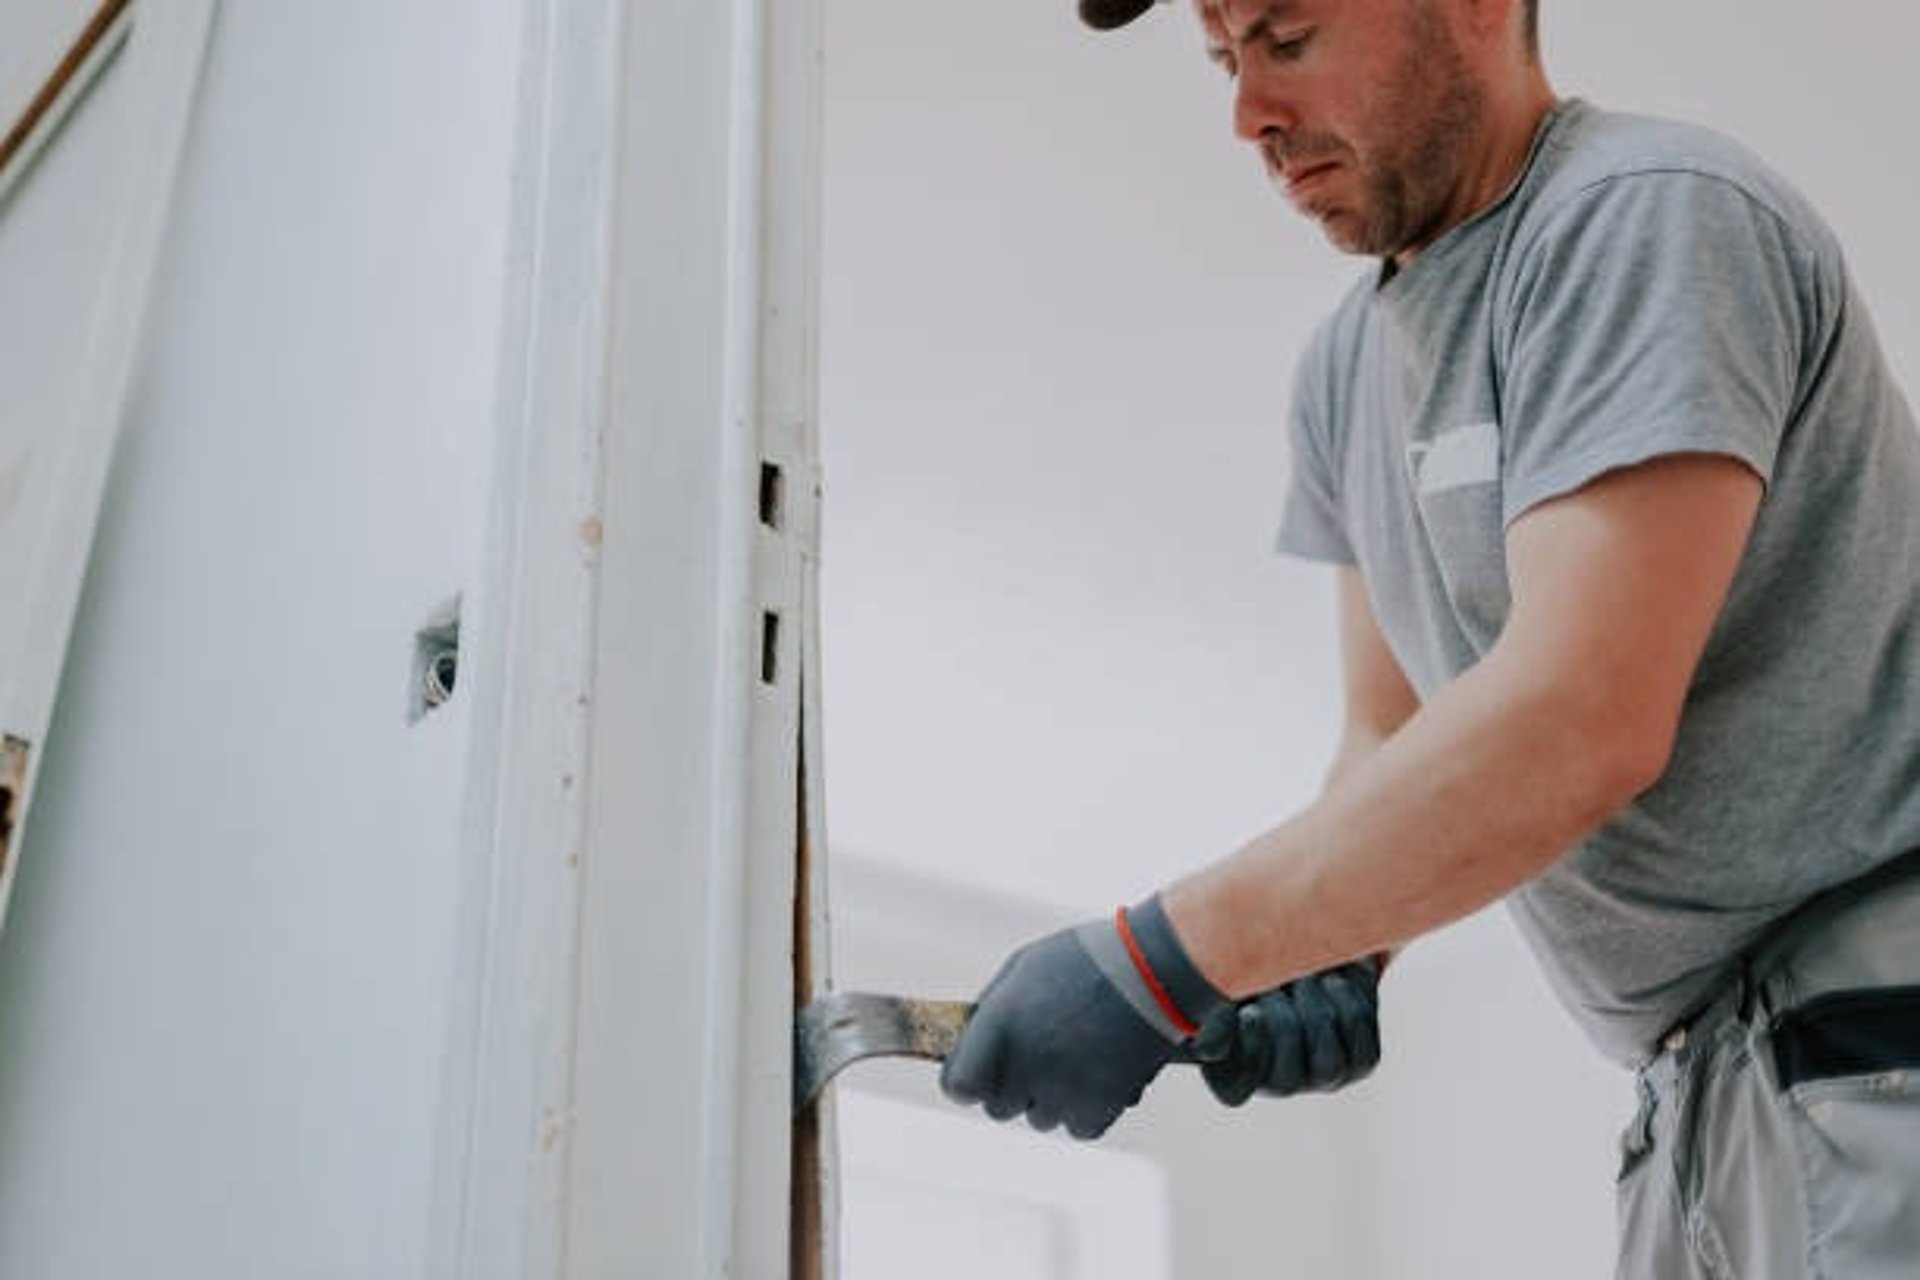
left=762, top=611, right=781, bottom=685
left=410, top=598, right=462, bottom=723
left=759, top=462, right=785, bottom=530
left=427, top=647, right=459, bottom=707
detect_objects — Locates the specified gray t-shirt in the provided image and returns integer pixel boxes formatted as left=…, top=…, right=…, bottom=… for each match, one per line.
left=1278, top=99, right=1920, bottom=1064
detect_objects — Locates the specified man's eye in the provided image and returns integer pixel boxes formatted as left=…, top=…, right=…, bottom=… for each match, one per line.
left=1265, top=30, right=1311, bottom=60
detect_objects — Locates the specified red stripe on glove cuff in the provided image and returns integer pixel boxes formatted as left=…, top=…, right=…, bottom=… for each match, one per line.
left=1114, top=906, right=1201, bottom=1038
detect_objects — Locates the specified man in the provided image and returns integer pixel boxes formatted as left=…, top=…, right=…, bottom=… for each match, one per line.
left=940, top=1, right=1920, bottom=1274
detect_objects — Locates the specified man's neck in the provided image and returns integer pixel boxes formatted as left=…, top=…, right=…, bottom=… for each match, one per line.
left=1391, top=78, right=1559, bottom=272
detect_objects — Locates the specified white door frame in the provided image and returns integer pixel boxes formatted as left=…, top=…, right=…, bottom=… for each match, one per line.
left=429, top=0, right=829, bottom=1274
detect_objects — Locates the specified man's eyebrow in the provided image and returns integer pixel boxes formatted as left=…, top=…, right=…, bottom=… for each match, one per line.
left=1207, top=2, right=1306, bottom=59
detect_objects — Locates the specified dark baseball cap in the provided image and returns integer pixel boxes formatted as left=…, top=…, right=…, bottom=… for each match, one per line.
left=1079, top=0, right=1170, bottom=31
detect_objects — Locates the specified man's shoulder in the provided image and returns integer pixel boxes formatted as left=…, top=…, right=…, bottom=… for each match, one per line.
left=1544, top=103, right=1759, bottom=185
left=1519, top=101, right=1832, bottom=253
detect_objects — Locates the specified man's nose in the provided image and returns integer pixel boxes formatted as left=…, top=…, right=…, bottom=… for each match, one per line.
left=1233, top=72, right=1294, bottom=143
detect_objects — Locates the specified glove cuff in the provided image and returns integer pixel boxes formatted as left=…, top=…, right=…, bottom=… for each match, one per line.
left=1074, top=894, right=1232, bottom=1044
left=1122, top=894, right=1232, bottom=1037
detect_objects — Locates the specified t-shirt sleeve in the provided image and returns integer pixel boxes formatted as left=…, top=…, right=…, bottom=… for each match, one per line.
left=1496, top=170, right=1823, bottom=525
left=1275, top=334, right=1358, bottom=564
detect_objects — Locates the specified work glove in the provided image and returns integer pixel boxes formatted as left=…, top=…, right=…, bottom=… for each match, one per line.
left=1200, top=957, right=1383, bottom=1106
left=941, top=894, right=1234, bottom=1141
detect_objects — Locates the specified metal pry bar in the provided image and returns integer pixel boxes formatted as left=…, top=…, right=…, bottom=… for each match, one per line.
left=792, top=991, right=974, bottom=1112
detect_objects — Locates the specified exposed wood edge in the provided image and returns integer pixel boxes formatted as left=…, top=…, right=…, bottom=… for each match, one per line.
left=790, top=584, right=839, bottom=1279
left=789, top=465, right=832, bottom=1279
left=0, top=735, right=29, bottom=884
left=789, top=711, right=823, bottom=1280
left=0, top=0, right=135, bottom=180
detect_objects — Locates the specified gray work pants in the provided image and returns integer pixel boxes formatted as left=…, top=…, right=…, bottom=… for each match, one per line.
left=1615, top=856, right=1920, bottom=1278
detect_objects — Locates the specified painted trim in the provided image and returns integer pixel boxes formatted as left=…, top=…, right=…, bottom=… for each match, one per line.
left=427, top=0, right=828, bottom=1275
left=562, top=0, right=822, bottom=1269
left=755, top=0, right=832, bottom=1276
left=561, top=0, right=828, bottom=1272
left=557, top=0, right=765, bottom=1262
left=421, top=0, right=620, bottom=1272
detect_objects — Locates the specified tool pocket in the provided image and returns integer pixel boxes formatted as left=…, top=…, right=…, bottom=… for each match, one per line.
left=1773, top=987, right=1920, bottom=1273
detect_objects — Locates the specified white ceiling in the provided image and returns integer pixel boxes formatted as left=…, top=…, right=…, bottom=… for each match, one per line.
left=820, top=0, right=1920, bottom=911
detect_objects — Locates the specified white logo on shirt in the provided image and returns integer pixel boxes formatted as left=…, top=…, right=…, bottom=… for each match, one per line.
left=1408, top=421, right=1499, bottom=495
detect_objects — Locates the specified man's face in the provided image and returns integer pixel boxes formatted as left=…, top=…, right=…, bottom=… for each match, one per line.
left=1196, top=0, right=1486, bottom=259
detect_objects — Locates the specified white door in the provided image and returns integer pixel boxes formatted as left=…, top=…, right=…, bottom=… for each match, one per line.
left=0, top=0, right=216, bottom=936
left=842, top=1092, right=1170, bottom=1280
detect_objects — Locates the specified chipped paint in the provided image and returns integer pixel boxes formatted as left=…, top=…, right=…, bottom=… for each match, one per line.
left=0, top=735, right=30, bottom=882
left=0, top=448, right=34, bottom=527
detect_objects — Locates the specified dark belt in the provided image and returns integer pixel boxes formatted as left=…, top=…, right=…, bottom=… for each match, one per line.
left=1759, top=847, right=1920, bottom=1089
left=1648, top=846, right=1920, bottom=1087
left=1771, top=982, right=1920, bottom=1088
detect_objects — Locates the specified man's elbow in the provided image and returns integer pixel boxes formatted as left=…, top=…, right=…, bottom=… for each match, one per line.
left=1481, top=630, right=1684, bottom=823
left=1570, top=701, right=1678, bottom=820
left=1483, top=653, right=1680, bottom=828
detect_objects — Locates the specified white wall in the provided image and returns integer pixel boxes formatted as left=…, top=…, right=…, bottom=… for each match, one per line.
left=831, top=854, right=1370, bottom=1280
left=0, top=3, right=525, bottom=1275
left=821, top=2, right=1920, bottom=1277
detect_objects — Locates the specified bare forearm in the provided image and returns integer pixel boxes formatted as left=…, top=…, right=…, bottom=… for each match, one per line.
left=1322, top=722, right=1391, bottom=794
left=1163, top=652, right=1659, bottom=998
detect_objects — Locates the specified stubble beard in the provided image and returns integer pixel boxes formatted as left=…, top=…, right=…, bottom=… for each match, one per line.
left=1300, top=9, right=1485, bottom=259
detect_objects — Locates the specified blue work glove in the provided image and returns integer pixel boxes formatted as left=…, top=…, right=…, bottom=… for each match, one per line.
left=1200, top=958, right=1383, bottom=1106
left=941, top=894, right=1234, bottom=1140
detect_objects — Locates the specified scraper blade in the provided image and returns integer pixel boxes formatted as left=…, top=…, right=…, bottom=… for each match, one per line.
left=792, top=992, right=973, bottom=1112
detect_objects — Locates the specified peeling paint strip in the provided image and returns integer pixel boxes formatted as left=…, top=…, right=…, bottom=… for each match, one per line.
left=0, top=735, right=30, bottom=882
left=0, top=447, right=35, bottom=528
left=0, top=0, right=135, bottom=206
left=0, top=0, right=133, bottom=175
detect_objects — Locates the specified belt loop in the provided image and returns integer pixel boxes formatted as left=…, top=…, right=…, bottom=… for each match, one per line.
left=1628, top=1069, right=1657, bottom=1157
left=1743, top=940, right=1793, bottom=1026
